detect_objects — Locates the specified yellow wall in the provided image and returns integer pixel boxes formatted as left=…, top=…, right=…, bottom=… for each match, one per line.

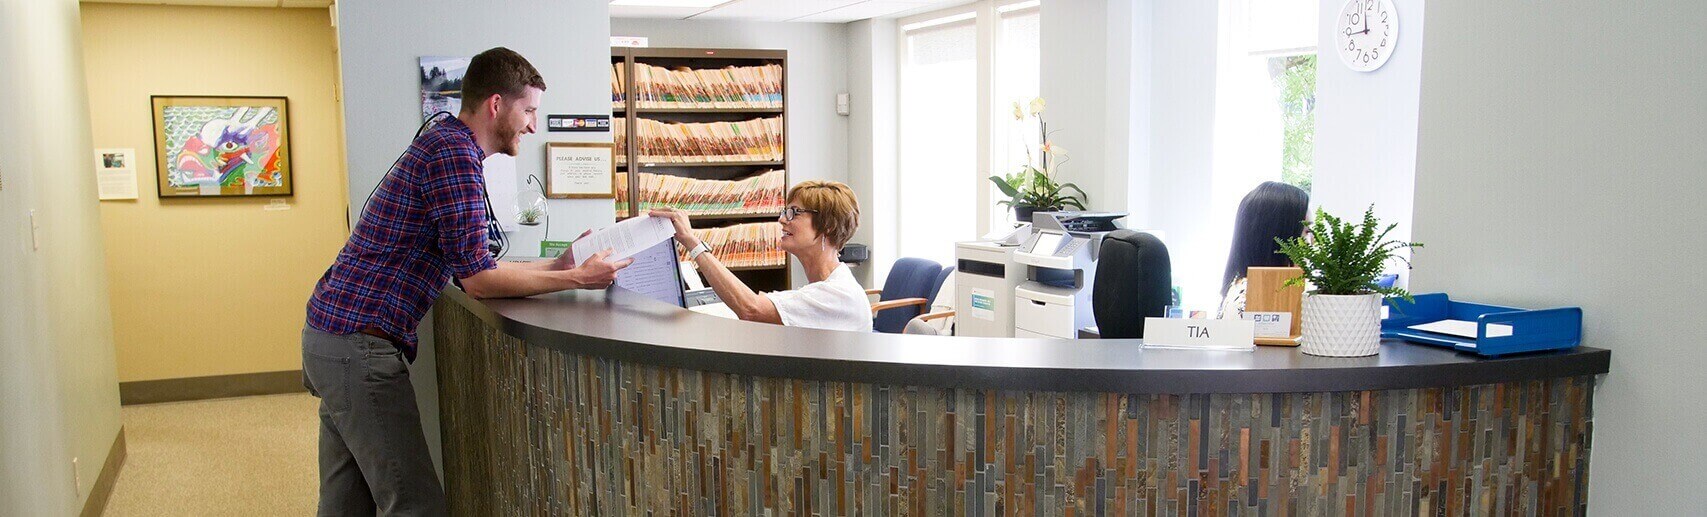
left=81, top=4, right=347, bottom=382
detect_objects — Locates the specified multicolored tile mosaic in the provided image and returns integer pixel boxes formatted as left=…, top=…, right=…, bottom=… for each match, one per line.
left=435, top=302, right=1594, bottom=516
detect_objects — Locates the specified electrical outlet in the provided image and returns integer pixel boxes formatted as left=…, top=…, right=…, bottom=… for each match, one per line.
left=72, top=457, right=81, bottom=495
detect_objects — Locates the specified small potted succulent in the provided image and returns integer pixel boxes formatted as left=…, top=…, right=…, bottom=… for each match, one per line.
left=517, top=206, right=545, bottom=226
left=1276, top=206, right=1421, bottom=357
left=989, top=97, right=1087, bottom=222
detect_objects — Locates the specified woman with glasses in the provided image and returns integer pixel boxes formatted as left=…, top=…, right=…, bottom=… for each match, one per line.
left=650, top=180, right=872, bottom=332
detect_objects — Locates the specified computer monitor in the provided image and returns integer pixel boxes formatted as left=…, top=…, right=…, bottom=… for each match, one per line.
left=613, top=238, right=686, bottom=307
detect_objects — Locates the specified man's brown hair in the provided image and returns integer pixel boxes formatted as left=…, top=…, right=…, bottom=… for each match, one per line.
left=786, top=181, right=860, bottom=249
left=460, top=47, right=546, bottom=114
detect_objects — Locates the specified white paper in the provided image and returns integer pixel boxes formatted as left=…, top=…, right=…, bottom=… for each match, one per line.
left=1409, top=319, right=1513, bottom=338
left=689, top=302, right=739, bottom=319
left=1244, top=311, right=1293, bottom=338
left=482, top=154, right=519, bottom=232
left=680, top=261, right=707, bottom=290
left=572, top=215, right=674, bottom=264
left=94, top=148, right=138, bottom=200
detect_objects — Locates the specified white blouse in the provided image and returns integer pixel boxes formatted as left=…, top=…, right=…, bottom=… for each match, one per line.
left=1218, top=277, right=1248, bottom=320
left=763, top=264, right=874, bottom=332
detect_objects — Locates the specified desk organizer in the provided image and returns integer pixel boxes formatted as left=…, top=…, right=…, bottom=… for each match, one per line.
left=1381, top=293, right=1582, bottom=357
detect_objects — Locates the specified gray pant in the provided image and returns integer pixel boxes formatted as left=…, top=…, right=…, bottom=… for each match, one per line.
left=300, top=327, right=446, bottom=516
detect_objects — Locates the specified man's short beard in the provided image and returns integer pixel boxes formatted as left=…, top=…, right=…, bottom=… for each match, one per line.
left=495, top=123, right=521, bottom=156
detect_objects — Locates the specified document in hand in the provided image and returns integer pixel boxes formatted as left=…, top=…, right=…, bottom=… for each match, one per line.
left=571, top=215, right=676, bottom=264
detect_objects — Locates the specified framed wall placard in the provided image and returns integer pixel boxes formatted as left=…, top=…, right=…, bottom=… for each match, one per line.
left=151, top=96, right=292, bottom=198
left=544, top=142, right=615, bottom=199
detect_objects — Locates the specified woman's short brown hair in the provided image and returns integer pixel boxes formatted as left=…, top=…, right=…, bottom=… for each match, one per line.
left=787, top=181, right=860, bottom=249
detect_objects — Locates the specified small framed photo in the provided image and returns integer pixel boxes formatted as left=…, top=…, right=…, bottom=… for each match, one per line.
left=151, top=96, right=292, bottom=198
left=544, top=142, right=616, bottom=199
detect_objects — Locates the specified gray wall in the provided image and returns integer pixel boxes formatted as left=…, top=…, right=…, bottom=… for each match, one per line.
left=1411, top=1, right=1707, bottom=512
left=1039, top=0, right=1117, bottom=212
left=1310, top=0, right=1425, bottom=246
left=845, top=18, right=897, bottom=287
left=0, top=0, right=125, bottom=513
left=336, top=0, right=610, bottom=476
left=338, top=0, right=615, bottom=255
left=611, top=18, right=851, bottom=288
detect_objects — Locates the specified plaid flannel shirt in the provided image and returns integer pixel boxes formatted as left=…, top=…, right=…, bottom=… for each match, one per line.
left=306, top=117, right=497, bottom=359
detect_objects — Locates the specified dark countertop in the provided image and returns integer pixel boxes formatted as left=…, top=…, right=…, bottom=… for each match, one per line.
left=440, top=287, right=1610, bottom=394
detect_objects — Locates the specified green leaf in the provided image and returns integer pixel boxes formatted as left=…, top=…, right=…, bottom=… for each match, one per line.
left=988, top=175, right=1021, bottom=198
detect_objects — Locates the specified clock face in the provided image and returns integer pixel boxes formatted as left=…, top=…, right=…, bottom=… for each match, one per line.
left=1336, top=0, right=1398, bottom=72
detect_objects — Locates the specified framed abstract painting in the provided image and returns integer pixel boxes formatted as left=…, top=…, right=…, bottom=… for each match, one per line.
left=151, top=96, right=293, bottom=197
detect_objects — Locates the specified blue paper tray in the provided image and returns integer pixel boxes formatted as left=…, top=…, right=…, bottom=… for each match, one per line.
left=1381, top=293, right=1582, bottom=357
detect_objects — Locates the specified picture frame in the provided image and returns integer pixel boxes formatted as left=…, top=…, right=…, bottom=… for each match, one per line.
left=150, top=95, right=293, bottom=198
left=544, top=142, right=616, bottom=199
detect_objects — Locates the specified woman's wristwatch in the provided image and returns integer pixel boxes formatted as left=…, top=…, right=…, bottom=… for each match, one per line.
left=686, top=241, right=713, bottom=260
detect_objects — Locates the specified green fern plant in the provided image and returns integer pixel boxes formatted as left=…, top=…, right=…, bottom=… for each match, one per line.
left=1275, top=206, right=1421, bottom=299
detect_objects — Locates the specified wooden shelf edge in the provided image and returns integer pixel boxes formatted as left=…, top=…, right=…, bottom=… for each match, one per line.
left=633, top=107, right=783, bottom=114
left=638, top=161, right=785, bottom=168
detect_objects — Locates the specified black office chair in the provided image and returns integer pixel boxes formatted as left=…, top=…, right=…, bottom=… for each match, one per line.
left=1092, top=230, right=1173, bottom=339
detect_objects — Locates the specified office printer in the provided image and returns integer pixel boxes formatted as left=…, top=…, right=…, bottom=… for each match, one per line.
left=1012, top=211, right=1127, bottom=338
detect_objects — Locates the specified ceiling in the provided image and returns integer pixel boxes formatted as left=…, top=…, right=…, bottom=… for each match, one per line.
left=79, top=0, right=962, bottom=22
left=610, top=0, right=969, bottom=23
left=81, top=0, right=331, bottom=7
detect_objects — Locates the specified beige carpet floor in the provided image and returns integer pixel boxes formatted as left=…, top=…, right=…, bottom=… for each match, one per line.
left=104, top=393, right=320, bottom=516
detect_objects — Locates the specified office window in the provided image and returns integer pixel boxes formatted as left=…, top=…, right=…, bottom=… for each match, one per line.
left=893, top=1, right=1041, bottom=270
left=993, top=3, right=1041, bottom=231
left=1171, top=0, right=1318, bottom=310
left=1272, top=54, right=1316, bottom=192
left=897, top=17, right=977, bottom=267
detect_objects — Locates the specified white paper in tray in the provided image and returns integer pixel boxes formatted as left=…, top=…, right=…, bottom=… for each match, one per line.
left=1408, top=319, right=1513, bottom=339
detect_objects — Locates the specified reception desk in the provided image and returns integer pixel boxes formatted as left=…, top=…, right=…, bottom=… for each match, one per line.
left=432, top=287, right=1608, bottom=515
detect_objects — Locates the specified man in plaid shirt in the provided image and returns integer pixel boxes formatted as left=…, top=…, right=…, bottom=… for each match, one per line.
left=301, top=47, right=630, bottom=515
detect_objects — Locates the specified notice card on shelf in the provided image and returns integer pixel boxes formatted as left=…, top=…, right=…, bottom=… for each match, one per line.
left=1408, top=319, right=1513, bottom=339
left=572, top=215, right=674, bottom=263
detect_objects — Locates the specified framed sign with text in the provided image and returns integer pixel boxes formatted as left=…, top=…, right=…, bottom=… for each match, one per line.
left=544, top=142, right=615, bottom=199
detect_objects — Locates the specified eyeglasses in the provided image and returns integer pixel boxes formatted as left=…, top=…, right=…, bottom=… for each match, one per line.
left=780, top=206, right=818, bottom=221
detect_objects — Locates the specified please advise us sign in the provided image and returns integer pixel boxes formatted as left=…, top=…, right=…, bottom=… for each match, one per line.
left=544, top=142, right=615, bottom=199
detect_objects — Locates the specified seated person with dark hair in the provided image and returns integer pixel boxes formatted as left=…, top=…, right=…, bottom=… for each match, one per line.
left=1219, top=181, right=1309, bottom=319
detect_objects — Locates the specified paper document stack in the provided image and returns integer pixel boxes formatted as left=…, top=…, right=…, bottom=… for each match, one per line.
left=683, top=222, right=784, bottom=268
left=571, top=215, right=675, bottom=265
left=634, top=117, right=784, bottom=163
left=614, top=62, right=784, bottom=109
left=629, top=169, right=784, bottom=216
left=612, top=117, right=627, bottom=166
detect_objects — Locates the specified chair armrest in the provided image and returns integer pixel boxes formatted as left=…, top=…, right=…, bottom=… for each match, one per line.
left=917, top=310, right=955, bottom=322
left=864, top=288, right=883, bottom=296
left=870, top=297, right=928, bottom=315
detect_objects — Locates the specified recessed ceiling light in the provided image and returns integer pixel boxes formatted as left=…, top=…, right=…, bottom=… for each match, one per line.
left=610, top=0, right=726, bottom=7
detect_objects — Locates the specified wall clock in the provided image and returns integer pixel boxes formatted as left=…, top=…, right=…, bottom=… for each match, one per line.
left=1336, top=0, right=1398, bottom=72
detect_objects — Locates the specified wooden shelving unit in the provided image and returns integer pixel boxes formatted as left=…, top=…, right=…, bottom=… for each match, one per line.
left=613, top=47, right=790, bottom=291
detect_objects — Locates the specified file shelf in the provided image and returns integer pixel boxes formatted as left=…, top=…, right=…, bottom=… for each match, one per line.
left=613, top=47, right=791, bottom=289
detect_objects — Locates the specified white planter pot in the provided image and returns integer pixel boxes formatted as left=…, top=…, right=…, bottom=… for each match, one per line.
left=1299, top=293, right=1383, bottom=357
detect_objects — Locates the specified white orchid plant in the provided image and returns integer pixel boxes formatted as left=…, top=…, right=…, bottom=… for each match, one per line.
left=989, top=97, right=1088, bottom=212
